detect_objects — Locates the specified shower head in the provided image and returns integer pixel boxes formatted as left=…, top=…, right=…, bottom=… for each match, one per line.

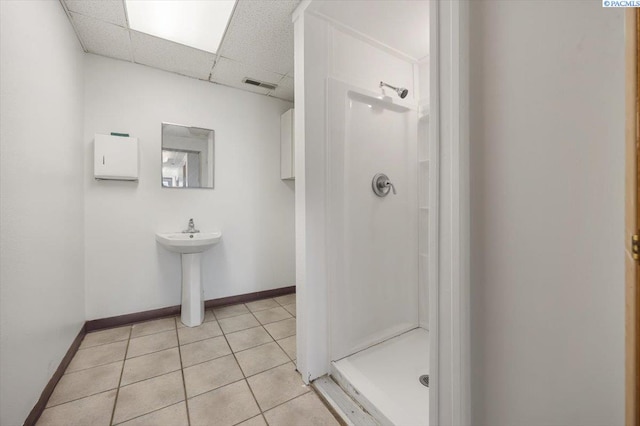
left=380, top=81, right=408, bottom=99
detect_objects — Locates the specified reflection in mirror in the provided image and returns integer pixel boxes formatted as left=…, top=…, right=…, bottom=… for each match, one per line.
left=161, top=123, right=214, bottom=189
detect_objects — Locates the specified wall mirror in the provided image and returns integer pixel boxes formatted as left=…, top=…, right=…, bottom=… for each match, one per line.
left=161, top=123, right=214, bottom=189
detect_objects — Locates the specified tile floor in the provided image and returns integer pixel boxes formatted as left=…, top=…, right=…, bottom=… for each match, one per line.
left=37, top=294, right=341, bottom=426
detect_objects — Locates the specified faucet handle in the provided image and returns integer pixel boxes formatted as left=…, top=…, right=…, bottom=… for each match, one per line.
left=385, top=180, right=397, bottom=195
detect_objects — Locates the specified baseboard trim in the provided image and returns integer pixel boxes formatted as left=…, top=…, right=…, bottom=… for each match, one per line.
left=23, top=323, right=87, bottom=426
left=204, top=285, right=296, bottom=309
left=85, top=305, right=181, bottom=332
left=25, top=285, right=296, bottom=425
left=86, top=285, right=296, bottom=332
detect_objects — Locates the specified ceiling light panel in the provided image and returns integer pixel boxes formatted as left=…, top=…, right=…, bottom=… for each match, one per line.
left=125, top=0, right=236, bottom=54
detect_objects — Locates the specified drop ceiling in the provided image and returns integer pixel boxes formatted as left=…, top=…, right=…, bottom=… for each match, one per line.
left=60, top=0, right=298, bottom=102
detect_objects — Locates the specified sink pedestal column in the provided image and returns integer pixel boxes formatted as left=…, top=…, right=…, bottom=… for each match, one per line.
left=181, top=253, right=205, bottom=327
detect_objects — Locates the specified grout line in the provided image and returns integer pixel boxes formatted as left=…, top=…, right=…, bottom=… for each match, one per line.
left=273, top=297, right=296, bottom=308
left=242, top=357, right=292, bottom=380
left=64, top=355, right=127, bottom=375
left=117, top=357, right=182, bottom=389
left=110, top=401, right=185, bottom=426
left=79, top=338, right=130, bottom=351
left=274, top=337, right=296, bottom=362
left=109, top=326, right=132, bottom=425
left=212, top=310, right=250, bottom=322
left=230, top=414, right=269, bottom=426
left=217, top=317, right=265, bottom=420
left=185, top=375, right=245, bottom=401
left=175, top=310, right=217, bottom=330
left=260, top=386, right=313, bottom=417
left=125, top=342, right=179, bottom=361
left=43, top=388, right=120, bottom=411
left=174, top=317, right=192, bottom=426
left=231, top=336, right=274, bottom=355
left=181, top=350, right=233, bottom=372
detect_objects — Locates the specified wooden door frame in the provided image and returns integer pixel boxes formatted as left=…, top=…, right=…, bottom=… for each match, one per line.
left=626, top=8, right=639, bottom=426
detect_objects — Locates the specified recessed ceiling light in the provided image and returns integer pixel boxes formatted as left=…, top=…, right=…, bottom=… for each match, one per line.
left=125, top=0, right=236, bottom=54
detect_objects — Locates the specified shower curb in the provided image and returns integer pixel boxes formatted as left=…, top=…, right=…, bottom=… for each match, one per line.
left=313, top=375, right=379, bottom=426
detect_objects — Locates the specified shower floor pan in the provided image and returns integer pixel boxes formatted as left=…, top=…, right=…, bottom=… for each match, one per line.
left=331, top=328, right=429, bottom=426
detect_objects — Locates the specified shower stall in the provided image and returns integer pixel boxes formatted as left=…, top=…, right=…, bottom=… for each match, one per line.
left=293, top=1, right=433, bottom=425
left=327, top=78, right=430, bottom=425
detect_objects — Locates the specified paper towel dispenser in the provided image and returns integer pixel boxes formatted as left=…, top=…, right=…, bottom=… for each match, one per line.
left=94, top=134, right=139, bottom=181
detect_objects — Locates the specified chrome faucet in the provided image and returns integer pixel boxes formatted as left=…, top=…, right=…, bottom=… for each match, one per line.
left=183, top=218, right=200, bottom=234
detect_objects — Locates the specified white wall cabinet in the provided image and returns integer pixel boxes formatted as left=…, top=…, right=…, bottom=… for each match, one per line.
left=280, top=108, right=295, bottom=180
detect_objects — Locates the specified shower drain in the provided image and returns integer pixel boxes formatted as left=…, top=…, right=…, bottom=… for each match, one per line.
left=419, top=375, right=429, bottom=387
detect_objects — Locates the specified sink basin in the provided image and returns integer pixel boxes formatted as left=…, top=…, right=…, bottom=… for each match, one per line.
left=156, top=231, right=222, bottom=254
left=156, top=230, right=222, bottom=328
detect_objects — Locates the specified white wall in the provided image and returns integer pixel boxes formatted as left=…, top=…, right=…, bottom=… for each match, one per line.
left=469, top=2, right=624, bottom=424
left=84, top=55, right=295, bottom=319
left=0, top=2, right=86, bottom=425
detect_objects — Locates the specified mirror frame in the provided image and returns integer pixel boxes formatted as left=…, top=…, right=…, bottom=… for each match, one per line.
left=161, top=122, right=215, bottom=190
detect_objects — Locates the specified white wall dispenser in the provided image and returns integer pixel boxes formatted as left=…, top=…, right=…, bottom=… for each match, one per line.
left=94, top=133, right=139, bottom=181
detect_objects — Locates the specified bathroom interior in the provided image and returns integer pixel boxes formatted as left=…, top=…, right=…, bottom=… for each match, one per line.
left=1, top=0, right=431, bottom=425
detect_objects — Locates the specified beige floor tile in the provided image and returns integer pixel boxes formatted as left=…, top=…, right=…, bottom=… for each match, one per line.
left=188, top=380, right=260, bottom=426
left=121, top=347, right=181, bottom=386
left=218, top=313, right=260, bottom=334
left=274, top=294, right=296, bottom=306
left=277, top=335, right=296, bottom=360
left=264, top=318, right=296, bottom=340
left=47, top=362, right=122, bottom=407
left=183, top=354, right=243, bottom=398
left=116, top=401, right=188, bottom=426
left=176, top=310, right=215, bottom=329
left=112, top=371, right=185, bottom=424
left=247, top=363, right=309, bottom=411
left=263, top=392, right=340, bottom=426
left=177, top=320, right=222, bottom=345
left=283, top=303, right=296, bottom=317
left=131, top=317, right=176, bottom=338
left=246, top=298, right=280, bottom=312
left=226, top=326, right=273, bottom=353
left=213, top=303, right=249, bottom=320
left=80, top=326, right=130, bottom=349
left=236, top=415, right=267, bottom=426
left=253, top=307, right=292, bottom=325
left=66, top=340, right=127, bottom=373
left=180, top=335, right=231, bottom=367
left=235, top=342, right=289, bottom=377
left=127, top=330, right=177, bottom=358
left=37, top=390, right=116, bottom=426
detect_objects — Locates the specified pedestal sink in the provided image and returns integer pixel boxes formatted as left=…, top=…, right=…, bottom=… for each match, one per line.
left=156, top=231, right=222, bottom=327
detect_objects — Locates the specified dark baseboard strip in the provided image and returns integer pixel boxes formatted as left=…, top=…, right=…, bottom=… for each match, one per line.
left=86, top=285, right=296, bottom=332
left=204, top=285, right=296, bottom=309
left=23, top=323, right=87, bottom=426
left=86, top=305, right=181, bottom=332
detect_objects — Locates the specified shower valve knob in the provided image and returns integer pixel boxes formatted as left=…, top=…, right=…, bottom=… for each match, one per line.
left=372, top=173, right=397, bottom=197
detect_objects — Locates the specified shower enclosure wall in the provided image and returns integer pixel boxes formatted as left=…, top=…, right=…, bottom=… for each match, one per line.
left=294, top=3, right=431, bottom=425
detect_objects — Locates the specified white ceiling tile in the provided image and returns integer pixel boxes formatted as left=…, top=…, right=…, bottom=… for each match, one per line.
left=130, top=31, right=216, bottom=80
left=268, top=76, right=293, bottom=102
left=64, top=0, right=127, bottom=27
left=211, top=57, right=284, bottom=96
left=217, top=0, right=298, bottom=75
left=70, top=12, right=132, bottom=61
